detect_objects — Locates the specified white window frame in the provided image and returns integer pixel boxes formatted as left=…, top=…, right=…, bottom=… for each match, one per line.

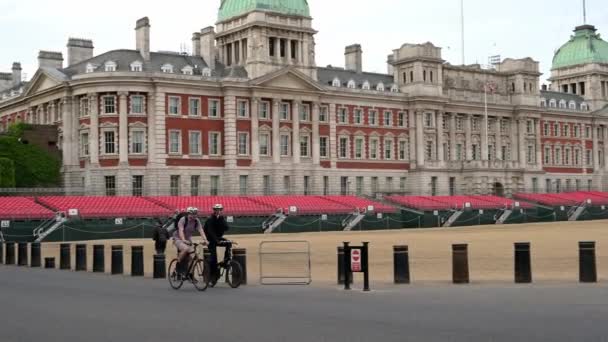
left=398, top=112, right=407, bottom=127
left=130, top=61, right=143, bottom=72
left=384, top=138, right=394, bottom=160
left=237, top=132, right=249, bottom=156
left=280, top=102, right=290, bottom=121
left=362, top=81, right=371, bottom=90
left=85, top=63, right=96, bottom=73
left=104, top=61, right=117, bottom=72
left=189, top=131, right=202, bottom=156
left=102, top=95, right=117, bottom=115
left=202, top=68, right=211, bottom=77
left=182, top=66, right=194, bottom=75
left=569, top=101, right=577, bottom=110
left=80, top=98, right=90, bottom=117
left=101, top=129, right=118, bottom=155
left=377, top=83, right=385, bottom=91
left=237, top=100, right=249, bottom=118
left=398, top=140, right=408, bottom=160
left=369, top=110, right=378, bottom=126
left=208, top=99, right=220, bottom=118
left=259, top=101, right=270, bottom=119
left=280, top=134, right=290, bottom=157
left=339, top=136, right=349, bottom=159
left=347, top=80, right=356, bottom=89
left=130, top=129, right=146, bottom=155
left=300, top=134, right=310, bottom=157
left=332, top=78, right=341, bottom=87
left=168, top=96, right=181, bottom=115
left=338, top=107, right=348, bottom=124
left=130, top=95, right=145, bottom=115
left=354, top=137, right=364, bottom=159
left=299, top=104, right=310, bottom=121
left=189, top=97, right=201, bottom=117
left=369, top=138, right=379, bottom=160
left=319, top=106, right=328, bottom=122
left=80, top=132, right=90, bottom=157
left=320, top=136, right=328, bottom=158
left=259, top=133, right=270, bottom=156
left=384, top=111, right=393, bottom=127
left=559, top=100, right=567, bottom=109
left=209, top=132, right=222, bottom=156
left=161, top=64, right=174, bottom=73
left=354, top=109, right=363, bottom=125
left=168, top=130, right=182, bottom=155
left=549, top=99, right=557, bottom=108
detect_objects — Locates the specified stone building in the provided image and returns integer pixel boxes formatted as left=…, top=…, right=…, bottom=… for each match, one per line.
left=1, top=0, right=608, bottom=196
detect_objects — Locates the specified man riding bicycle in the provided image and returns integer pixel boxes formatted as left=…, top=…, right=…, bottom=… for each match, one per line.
left=174, top=207, right=208, bottom=278
left=204, top=204, right=230, bottom=283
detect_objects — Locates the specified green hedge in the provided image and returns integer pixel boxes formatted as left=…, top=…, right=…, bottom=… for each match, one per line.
left=0, top=157, right=16, bottom=187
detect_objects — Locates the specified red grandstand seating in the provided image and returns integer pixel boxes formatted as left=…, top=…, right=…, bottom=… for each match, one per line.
left=512, top=192, right=607, bottom=206
left=249, top=196, right=353, bottom=215
left=384, top=196, right=448, bottom=211
left=37, top=196, right=171, bottom=218
left=0, top=197, right=55, bottom=220
left=321, top=196, right=397, bottom=213
left=151, top=196, right=274, bottom=216
left=468, top=196, right=535, bottom=209
left=386, top=195, right=533, bottom=210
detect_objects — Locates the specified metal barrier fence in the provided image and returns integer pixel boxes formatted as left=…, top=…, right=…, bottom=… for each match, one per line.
left=259, top=241, right=311, bottom=285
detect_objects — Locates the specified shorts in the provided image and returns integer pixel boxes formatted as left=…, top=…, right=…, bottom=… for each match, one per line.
left=174, top=239, right=194, bottom=254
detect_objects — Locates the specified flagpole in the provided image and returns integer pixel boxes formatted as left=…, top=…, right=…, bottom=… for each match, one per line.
left=484, top=84, right=488, bottom=160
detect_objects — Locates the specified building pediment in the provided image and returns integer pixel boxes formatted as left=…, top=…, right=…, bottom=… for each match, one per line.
left=23, top=68, right=67, bottom=97
left=250, top=67, right=324, bottom=91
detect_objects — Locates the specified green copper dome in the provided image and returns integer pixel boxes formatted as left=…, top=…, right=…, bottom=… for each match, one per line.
left=218, top=0, right=310, bottom=22
left=552, top=25, right=608, bottom=69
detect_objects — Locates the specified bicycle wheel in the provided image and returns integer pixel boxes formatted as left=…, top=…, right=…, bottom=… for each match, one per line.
left=191, top=260, right=209, bottom=292
left=226, top=260, right=243, bottom=289
left=168, top=259, right=184, bottom=290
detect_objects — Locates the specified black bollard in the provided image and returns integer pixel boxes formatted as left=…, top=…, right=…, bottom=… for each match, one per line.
left=343, top=242, right=351, bottom=290
left=75, top=244, right=87, bottom=271
left=18, top=242, right=28, bottom=266
left=233, top=248, right=247, bottom=285
left=452, top=244, right=469, bottom=284
left=44, top=257, right=55, bottom=269
left=5, top=242, right=15, bottom=265
left=514, top=243, right=532, bottom=283
left=394, top=245, right=410, bottom=284
left=337, top=246, right=347, bottom=285
left=111, top=245, right=123, bottom=275
left=131, top=246, right=144, bottom=276
left=60, top=243, right=71, bottom=270
left=153, top=254, right=166, bottom=279
left=0, top=242, right=3, bottom=264
left=362, top=242, right=370, bottom=292
left=579, top=241, right=597, bottom=283
left=93, top=245, right=104, bottom=273
left=30, top=243, right=41, bottom=268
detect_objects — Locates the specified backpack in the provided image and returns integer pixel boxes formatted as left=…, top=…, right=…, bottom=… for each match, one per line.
left=163, top=211, right=200, bottom=236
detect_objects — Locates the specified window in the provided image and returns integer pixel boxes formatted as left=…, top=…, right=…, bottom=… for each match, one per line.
left=371, top=177, right=379, bottom=194
left=549, top=99, right=557, bottom=108
left=86, top=63, right=96, bottom=73
left=502, top=145, right=510, bottom=161
left=191, top=175, right=200, bottom=196
left=299, top=104, right=310, bottom=121
left=354, top=109, right=362, bottom=124
left=105, top=176, right=116, bottom=196
left=131, top=95, right=144, bottom=114
left=320, top=137, right=328, bottom=158
left=103, top=131, right=116, bottom=154
left=169, top=96, right=180, bottom=115
left=161, top=64, right=174, bottom=73
left=472, top=118, right=480, bottom=131
left=300, top=135, right=310, bottom=157
left=238, top=133, right=248, bottom=156
left=431, top=177, right=437, bottom=196
left=544, top=147, right=551, bottom=164
left=553, top=123, right=559, bottom=137
left=356, top=177, right=364, bottom=195
left=130, top=61, right=142, bottom=72
left=103, top=96, right=116, bottom=114
left=104, top=61, right=116, bottom=72
left=319, top=106, right=328, bottom=122
left=354, top=138, right=364, bottom=159
left=543, top=123, right=549, bottom=136
left=370, top=138, right=378, bottom=159
left=399, top=140, right=408, bottom=160
left=182, top=66, right=193, bottom=75
left=323, top=176, right=329, bottom=195
left=585, top=126, right=591, bottom=138
left=398, top=112, right=406, bottom=127
left=425, top=141, right=433, bottom=160
left=456, top=117, right=463, bottom=130
left=280, top=134, right=290, bottom=156
left=80, top=98, right=89, bottom=117
left=259, top=134, right=270, bottom=156
left=209, top=132, right=221, bottom=156
left=239, top=176, right=248, bottom=195
left=456, top=144, right=463, bottom=161
left=80, top=132, right=89, bottom=156
left=569, top=101, right=576, bottom=110
left=555, top=148, right=562, bottom=164
left=575, top=149, right=581, bottom=165
left=449, top=177, right=456, bottom=196
left=339, top=137, right=348, bottom=159
left=576, top=179, right=581, bottom=191
left=263, top=176, right=271, bottom=195
left=259, top=101, right=269, bottom=119
left=347, top=80, right=356, bottom=89
left=237, top=100, right=249, bottom=118
left=303, top=176, right=310, bottom=195
left=210, top=176, right=220, bottom=196
left=338, top=108, right=348, bottom=124
left=588, top=179, right=593, bottom=191
left=559, top=100, right=566, bottom=109
left=384, top=111, right=392, bottom=126
left=362, top=81, right=370, bottom=90
left=377, top=83, right=385, bottom=92
left=586, top=150, right=592, bottom=165
left=472, top=144, right=478, bottom=160
left=391, top=84, right=399, bottom=93
left=368, top=110, right=377, bottom=126
left=532, top=178, right=539, bottom=192
left=189, top=131, right=201, bottom=155
left=340, top=177, right=349, bottom=195
left=332, top=78, right=341, bottom=87
left=132, top=176, right=144, bottom=196
left=527, top=120, right=533, bottom=134
left=563, top=125, right=570, bottom=137
left=424, top=113, right=433, bottom=127
left=208, top=99, right=220, bottom=118
left=442, top=116, right=449, bottom=131
left=384, top=139, right=393, bottom=159
left=280, top=103, right=290, bottom=120
left=527, top=145, right=534, bottom=164
left=400, top=177, right=407, bottom=192
left=574, top=125, right=580, bottom=138
left=131, top=130, right=145, bottom=154
left=169, top=130, right=181, bottom=154
left=189, top=98, right=200, bottom=116
left=581, top=103, right=588, bottom=111
left=541, top=99, right=547, bottom=107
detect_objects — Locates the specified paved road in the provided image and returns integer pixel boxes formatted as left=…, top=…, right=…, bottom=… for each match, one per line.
left=1, top=266, right=607, bottom=342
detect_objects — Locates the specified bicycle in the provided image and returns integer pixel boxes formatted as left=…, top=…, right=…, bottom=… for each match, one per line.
left=205, top=240, right=243, bottom=289
left=168, top=242, right=210, bottom=291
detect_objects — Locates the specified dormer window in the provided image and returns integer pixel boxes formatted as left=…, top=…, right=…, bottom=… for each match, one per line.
left=202, top=68, right=211, bottom=77
left=86, top=63, right=96, bottom=73
left=104, top=61, right=117, bottom=72
left=362, top=81, right=370, bottom=90
left=391, top=84, right=399, bottom=93
left=332, top=77, right=341, bottom=87
left=568, top=101, right=577, bottom=110
left=161, top=64, right=174, bottom=73
left=540, top=98, right=547, bottom=107
left=182, top=66, right=194, bottom=75
left=347, top=80, right=356, bottom=89
left=581, top=103, right=589, bottom=111
left=559, top=100, right=567, bottom=109
left=376, top=82, right=385, bottom=92
left=549, top=99, right=557, bottom=108
left=130, top=61, right=143, bottom=72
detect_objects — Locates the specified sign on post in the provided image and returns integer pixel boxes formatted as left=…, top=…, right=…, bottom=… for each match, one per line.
left=227, top=216, right=234, bottom=223
left=115, top=218, right=124, bottom=225
left=68, top=209, right=79, bottom=216
left=351, top=249, right=362, bottom=272
left=1, top=220, right=9, bottom=228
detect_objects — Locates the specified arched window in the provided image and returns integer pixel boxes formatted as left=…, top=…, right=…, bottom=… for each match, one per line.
left=540, top=98, right=547, bottom=107
left=104, top=61, right=117, bottom=72
left=130, top=61, right=143, bottom=72
left=161, top=64, right=174, bottom=73
left=568, top=101, right=576, bottom=110
left=362, top=81, right=370, bottom=90
left=581, top=102, right=589, bottom=111
left=86, top=63, right=96, bottom=73
left=332, top=77, right=341, bottom=87
left=347, top=80, right=356, bottom=89
left=559, top=100, right=567, bottom=109
left=391, top=84, right=399, bottom=93
left=549, top=99, right=557, bottom=108
left=376, top=82, right=385, bottom=92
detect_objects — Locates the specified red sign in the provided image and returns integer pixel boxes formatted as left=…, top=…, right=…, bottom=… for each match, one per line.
left=351, top=249, right=362, bottom=272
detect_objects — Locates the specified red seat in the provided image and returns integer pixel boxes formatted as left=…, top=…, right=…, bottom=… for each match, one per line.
left=0, top=197, right=55, bottom=220
left=38, top=196, right=171, bottom=219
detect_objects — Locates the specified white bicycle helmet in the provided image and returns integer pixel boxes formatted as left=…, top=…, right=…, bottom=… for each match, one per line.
left=213, top=204, right=224, bottom=210
left=186, top=207, right=198, bottom=215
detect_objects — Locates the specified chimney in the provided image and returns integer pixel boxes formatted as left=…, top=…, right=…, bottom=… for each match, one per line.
left=67, top=38, right=94, bottom=66
left=12, top=62, right=22, bottom=86
left=135, top=17, right=151, bottom=61
left=345, top=44, right=362, bottom=73
left=542, top=84, right=548, bottom=91
left=192, top=32, right=201, bottom=57
left=200, top=26, right=216, bottom=70
left=38, top=51, right=64, bottom=69
left=387, top=54, right=394, bottom=75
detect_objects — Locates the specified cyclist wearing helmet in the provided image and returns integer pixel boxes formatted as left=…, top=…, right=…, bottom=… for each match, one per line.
left=204, top=204, right=230, bottom=282
left=174, top=207, right=207, bottom=277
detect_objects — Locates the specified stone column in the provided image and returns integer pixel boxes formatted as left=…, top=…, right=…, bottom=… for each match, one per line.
left=61, top=97, right=73, bottom=167
left=465, top=114, right=472, bottom=160
left=70, top=97, right=80, bottom=167
left=251, top=97, right=260, bottom=164
left=89, top=94, right=100, bottom=166
left=292, top=101, right=301, bottom=164
left=437, top=111, right=444, bottom=162
left=593, top=123, right=600, bottom=171
left=518, top=118, right=527, bottom=168
left=286, top=39, right=292, bottom=65
left=415, top=111, right=424, bottom=166
left=118, top=92, right=129, bottom=164
left=603, top=125, right=608, bottom=170
left=449, top=113, right=457, bottom=161
left=481, top=114, right=489, bottom=160
left=272, top=99, right=281, bottom=165
left=495, top=118, right=502, bottom=160
left=147, top=92, right=157, bottom=165
left=223, top=95, right=238, bottom=195
left=329, top=103, right=337, bottom=168
left=409, top=111, right=416, bottom=163
left=312, top=102, right=320, bottom=165
left=535, top=119, right=542, bottom=168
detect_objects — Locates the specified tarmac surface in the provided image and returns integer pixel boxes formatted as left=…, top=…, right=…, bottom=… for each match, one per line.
left=1, top=266, right=607, bottom=342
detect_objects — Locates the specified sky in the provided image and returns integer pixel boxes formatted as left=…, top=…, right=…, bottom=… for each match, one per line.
left=0, top=0, right=606, bottom=84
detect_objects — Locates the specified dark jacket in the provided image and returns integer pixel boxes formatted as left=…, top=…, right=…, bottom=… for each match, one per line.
left=203, top=215, right=229, bottom=244
left=152, top=223, right=170, bottom=243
